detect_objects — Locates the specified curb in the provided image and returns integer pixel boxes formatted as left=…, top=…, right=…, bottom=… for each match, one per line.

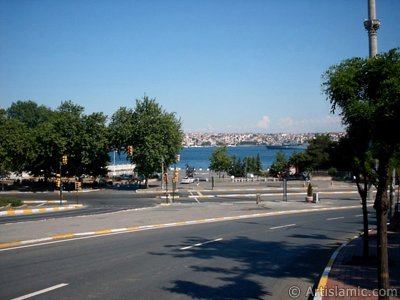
left=313, top=234, right=360, bottom=300
left=186, top=191, right=359, bottom=199
left=0, top=204, right=84, bottom=217
left=0, top=205, right=361, bottom=251
left=23, top=200, right=69, bottom=204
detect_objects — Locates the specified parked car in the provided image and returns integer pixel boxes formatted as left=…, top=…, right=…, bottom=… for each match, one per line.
left=181, top=177, right=195, bottom=184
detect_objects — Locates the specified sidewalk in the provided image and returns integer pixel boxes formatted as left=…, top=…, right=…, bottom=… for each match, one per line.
left=317, top=229, right=400, bottom=299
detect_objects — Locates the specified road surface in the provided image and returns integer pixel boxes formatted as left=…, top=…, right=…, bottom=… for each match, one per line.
left=0, top=206, right=370, bottom=300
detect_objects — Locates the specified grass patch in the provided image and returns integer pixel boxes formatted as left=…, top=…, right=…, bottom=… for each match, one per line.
left=0, top=198, right=23, bottom=207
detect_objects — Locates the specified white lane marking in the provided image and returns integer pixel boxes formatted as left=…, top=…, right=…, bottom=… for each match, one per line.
left=326, top=217, right=345, bottom=221
left=269, top=224, right=296, bottom=230
left=12, top=283, right=69, bottom=300
left=180, top=238, right=223, bottom=250
left=189, top=191, right=200, bottom=203
left=355, top=214, right=364, bottom=217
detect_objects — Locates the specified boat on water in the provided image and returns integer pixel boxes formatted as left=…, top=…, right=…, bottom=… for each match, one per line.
left=265, top=141, right=306, bottom=150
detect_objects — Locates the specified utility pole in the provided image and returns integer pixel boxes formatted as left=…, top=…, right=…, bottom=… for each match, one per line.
left=364, top=0, right=380, bottom=58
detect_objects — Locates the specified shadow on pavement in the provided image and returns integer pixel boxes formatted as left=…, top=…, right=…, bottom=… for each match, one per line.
left=149, top=234, right=335, bottom=299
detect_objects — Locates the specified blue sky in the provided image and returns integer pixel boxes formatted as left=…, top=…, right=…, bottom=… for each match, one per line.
left=1, top=0, right=399, bottom=133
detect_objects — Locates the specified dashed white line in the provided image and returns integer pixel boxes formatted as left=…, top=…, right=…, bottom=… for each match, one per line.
left=326, top=217, right=345, bottom=221
left=269, top=224, right=296, bottom=230
left=11, top=283, right=69, bottom=300
left=180, top=238, right=223, bottom=250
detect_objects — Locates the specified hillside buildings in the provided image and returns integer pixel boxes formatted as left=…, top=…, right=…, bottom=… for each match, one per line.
left=183, top=132, right=344, bottom=147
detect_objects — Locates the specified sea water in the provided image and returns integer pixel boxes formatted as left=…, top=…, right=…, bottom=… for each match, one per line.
left=109, top=146, right=304, bottom=170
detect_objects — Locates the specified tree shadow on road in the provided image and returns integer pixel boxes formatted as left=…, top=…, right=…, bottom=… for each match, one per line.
left=149, top=234, right=336, bottom=299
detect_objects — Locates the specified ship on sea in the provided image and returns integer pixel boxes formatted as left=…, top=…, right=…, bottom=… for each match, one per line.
left=265, top=140, right=307, bottom=150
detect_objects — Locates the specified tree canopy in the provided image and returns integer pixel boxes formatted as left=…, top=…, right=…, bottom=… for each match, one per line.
left=323, top=48, right=400, bottom=294
left=1, top=100, right=110, bottom=180
left=109, top=96, right=183, bottom=186
left=209, top=147, right=232, bottom=176
left=269, top=151, right=288, bottom=177
left=209, top=147, right=263, bottom=177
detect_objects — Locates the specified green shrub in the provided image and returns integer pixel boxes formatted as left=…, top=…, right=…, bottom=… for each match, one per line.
left=328, top=167, right=337, bottom=177
left=307, top=183, right=313, bottom=197
left=0, top=198, right=22, bottom=207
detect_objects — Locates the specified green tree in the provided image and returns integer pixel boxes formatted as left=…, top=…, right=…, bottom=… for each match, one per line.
left=6, top=100, right=54, bottom=129
left=209, top=146, right=232, bottom=177
left=303, top=135, right=336, bottom=170
left=228, top=156, right=245, bottom=177
left=108, top=107, right=134, bottom=152
left=0, top=110, right=6, bottom=177
left=323, top=49, right=400, bottom=296
left=334, top=131, right=376, bottom=258
left=109, top=96, right=183, bottom=187
left=269, top=151, right=288, bottom=177
left=255, top=154, right=262, bottom=175
left=30, top=121, right=63, bottom=179
left=3, top=100, right=109, bottom=180
left=0, top=118, right=33, bottom=174
left=243, top=154, right=263, bottom=176
left=288, top=151, right=308, bottom=175
left=79, top=113, right=110, bottom=176
left=29, top=101, right=109, bottom=179
left=44, top=101, right=85, bottom=177
left=2, top=101, right=54, bottom=176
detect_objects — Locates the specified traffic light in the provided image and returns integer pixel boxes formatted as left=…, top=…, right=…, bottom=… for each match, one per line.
left=56, top=174, right=61, bottom=188
left=172, top=170, right=179, bottom=183
left=127, top=145, right=134, bottom=156
left=75, top=181, right=82, bottom=190
left=62, top=155, right=68, bottom=165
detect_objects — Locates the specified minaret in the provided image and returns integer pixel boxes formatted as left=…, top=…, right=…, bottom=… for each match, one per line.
left=363, top=0, right=380, bottom=57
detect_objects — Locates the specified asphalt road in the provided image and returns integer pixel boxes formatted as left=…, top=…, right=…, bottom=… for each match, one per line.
left=0, top=190, right=160, bottom=224
left=0, top=206, right=370, bottom=300
left=0, top=183, right=360, bottom=224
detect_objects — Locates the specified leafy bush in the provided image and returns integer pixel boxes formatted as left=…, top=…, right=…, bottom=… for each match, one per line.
left=328, top=167, right=337, bottom=177
left=0, top=198, right=22, bottom=207
left=307, top=183, right=313, bottom=197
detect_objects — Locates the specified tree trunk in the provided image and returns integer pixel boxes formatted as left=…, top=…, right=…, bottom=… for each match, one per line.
left=356, top=174, right=370, bottom=258
left=362, top=199, right=369, bottom=257
left=374, top=154, right=391, bottom=300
